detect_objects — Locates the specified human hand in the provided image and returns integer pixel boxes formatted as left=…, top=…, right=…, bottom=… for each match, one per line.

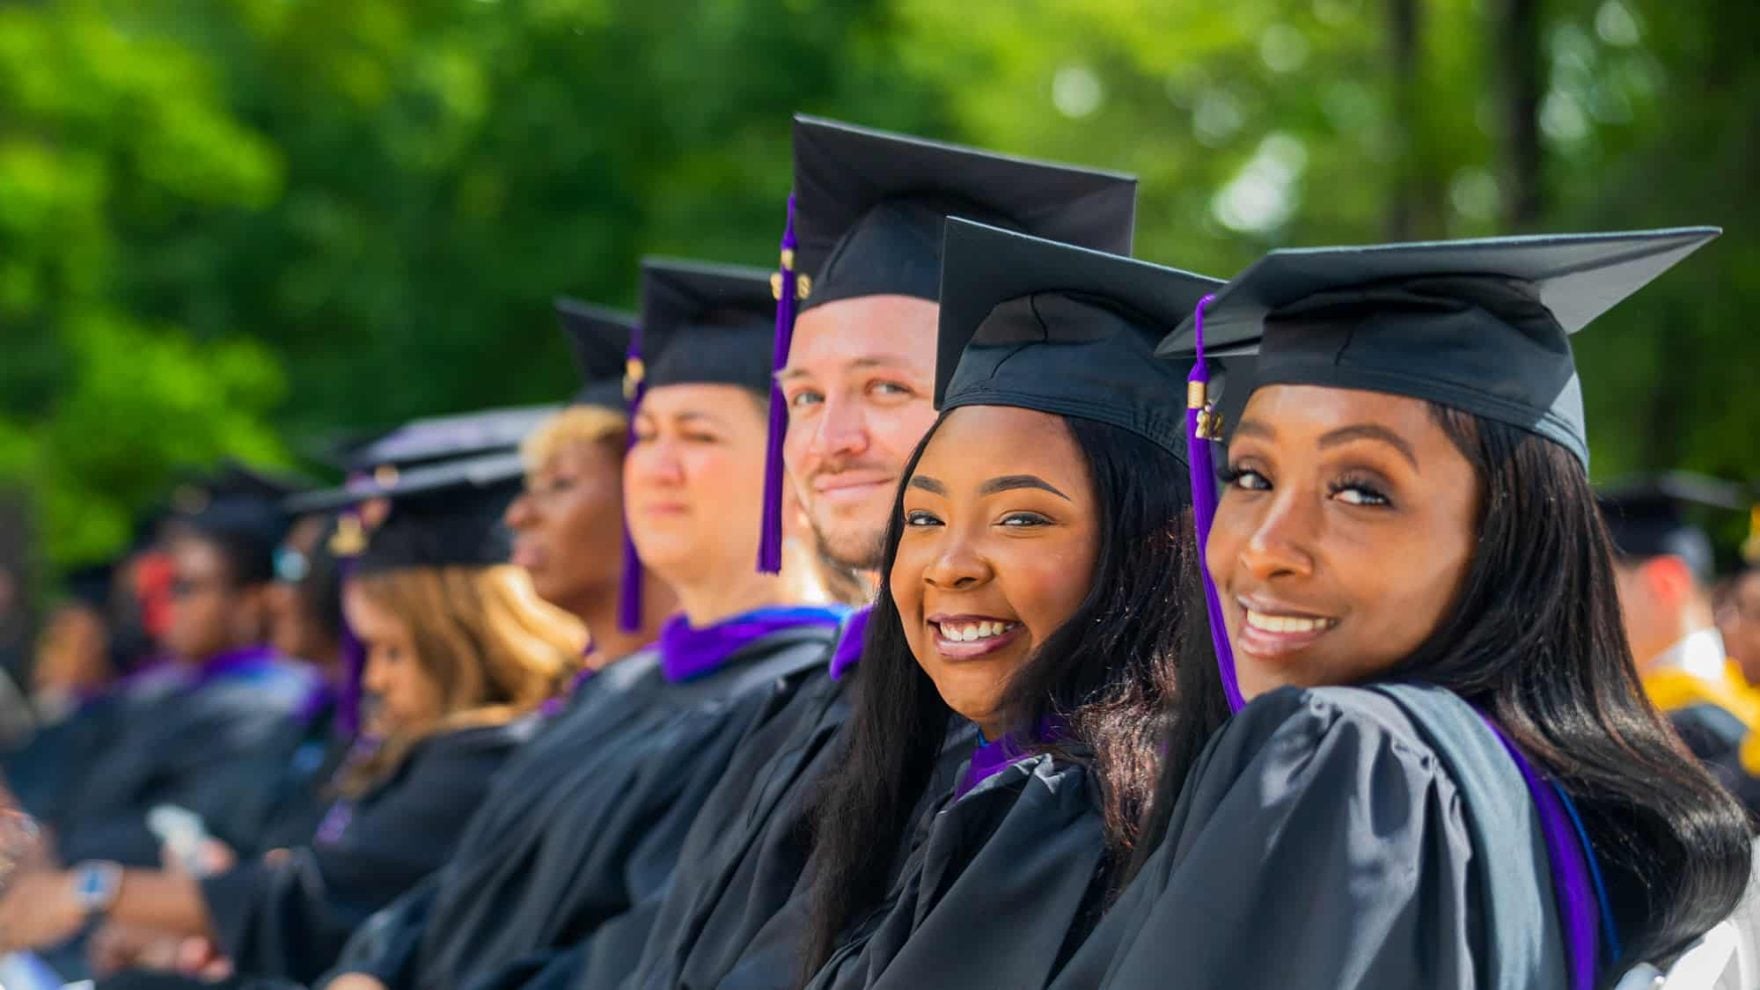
left=326, top=973, right=391, bottom=990
left=0, top=869, right=85, bottom=953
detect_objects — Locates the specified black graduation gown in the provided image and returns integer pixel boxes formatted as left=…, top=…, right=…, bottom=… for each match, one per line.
left=1049, top=683, right=1567, bottom=990
left=193, top=719, right=534, bottom=986
left=612, top=666, right=853, bottom=990
left=607, top=665, right=977, bottom=990
left=799, top=749, right=1108, bottom=990
left=3, top=691, right=127, bottom=822
left=326, top=623, right=838, bottom=990
left=51, top=656, right=326, bottom=866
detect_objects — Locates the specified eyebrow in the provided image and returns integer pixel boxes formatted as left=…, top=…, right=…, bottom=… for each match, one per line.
left=673, top=411, right=724, bottom=428
left=1234, top=418, right=1420, bottom=469
left=981, top=474, right=1071, bottom=500
left=776, top=355, right=918, bottom=384
left=908, top=473, right=1072, bottom=500
left=1319, top=424, right=1419, bottom=468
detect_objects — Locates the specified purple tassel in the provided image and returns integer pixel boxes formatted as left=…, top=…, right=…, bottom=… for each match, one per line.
left=332, top=501, right=366, bottom=739
left=618, top=328, right=648, bottom=632
left=337, top=553, right=364, bottom=738
left=1184, top=294, right=1246, bottom=714
left=757, top=193, right=801, bottom=574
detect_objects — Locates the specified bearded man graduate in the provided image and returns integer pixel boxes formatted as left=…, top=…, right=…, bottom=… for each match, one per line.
left=587, top=116, right=1141, bottom=990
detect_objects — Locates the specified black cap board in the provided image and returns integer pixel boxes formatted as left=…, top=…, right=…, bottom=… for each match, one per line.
left=936, top=220, right=1223, bottom=457
left=341, top=405, right=561, bottom=476
left=288, top=451, right=524, bottom=573
left=1599, top=472, right=1747, bottom=581
left=637, top=258, right=775, bottom=394
left=554, top=298, right=636, bottom=411
left=1158, top=227, right=1721, bottom=467
left=791, top=115, right=1139, bottom=310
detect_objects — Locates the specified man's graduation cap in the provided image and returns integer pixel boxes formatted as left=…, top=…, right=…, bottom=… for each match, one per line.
left=169, top=462, right=312, bottom=585
left=554, top=298, right=637, bottom=411
left=758, top=115, right=1142, bottom=571
left=1599, top=472, right=1748, bottom=582
left=936, top=219, right=1222, bottom=457
left=1159, top=227, right=1721, bottom=467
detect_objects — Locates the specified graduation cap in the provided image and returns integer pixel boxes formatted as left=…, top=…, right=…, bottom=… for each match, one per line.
left=1598, top=472, right=1747, bottom=581
left=758, top=116, right=1142, bottom=571
left=1167, top=227, right=1721, bottom=720
left=554, top=298, right=636, bottom=411
left=935, top=219, right=1223, bottom=457
left=607, top=258, right=776, bottom=633
left=1158, top=227, right=1721, bottom=467
left=790, top=115, right=1139, bottom=311
left=636, top=258, right=776, bottom=394
left=340, top=405, right=562, bottom=478
left=292, top=452, right=524, bottom=575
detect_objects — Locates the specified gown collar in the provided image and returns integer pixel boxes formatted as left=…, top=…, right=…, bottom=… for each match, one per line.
left=828, top=606, right=873, bottom=681
left=658, top=605, right=846, bottom=684
left=187, top=644, right=282, bottom=690
left=954, top=716, right=1067, bottom=800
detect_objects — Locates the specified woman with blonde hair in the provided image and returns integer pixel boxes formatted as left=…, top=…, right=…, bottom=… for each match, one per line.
left=505, top=299, right=678, bottom=664
left=0, top=465, right=583, bottom=989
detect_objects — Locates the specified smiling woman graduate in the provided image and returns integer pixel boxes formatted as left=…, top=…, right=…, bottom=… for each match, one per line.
left=319, top=259, right=845, bottom=990
left=1052, top=229, right=1755, bottom=990
left=792, top=220, right=1220, bottom=990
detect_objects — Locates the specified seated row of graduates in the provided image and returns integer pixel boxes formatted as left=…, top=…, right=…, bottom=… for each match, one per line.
left=9, top=115, right=1757, bottom=990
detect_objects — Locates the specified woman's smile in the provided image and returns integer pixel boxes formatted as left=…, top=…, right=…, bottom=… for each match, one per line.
left=926, top=612, right=1025, bottom=659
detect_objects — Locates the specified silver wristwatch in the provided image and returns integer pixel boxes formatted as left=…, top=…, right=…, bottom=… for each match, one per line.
left=71, top=860, right=123, bottom=918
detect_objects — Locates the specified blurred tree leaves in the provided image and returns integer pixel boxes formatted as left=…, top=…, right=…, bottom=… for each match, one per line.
left=0, top=2, right=285, bottom=565
left=1, top=0, right=1755, bottom=570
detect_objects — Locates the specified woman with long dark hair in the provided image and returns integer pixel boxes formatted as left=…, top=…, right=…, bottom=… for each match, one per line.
left=1055, top=229, right=1755, bottom=989
left=798, top=221, right=1218, bottom=990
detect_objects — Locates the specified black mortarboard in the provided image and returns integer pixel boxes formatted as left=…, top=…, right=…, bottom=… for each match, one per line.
left=1157, top=227, right=1721, bottom=467
left=340, top=405, right=561, bottom=477
left=554, top=298, right=636, bottom=410
left=756, top=118, right=1140, bottom=572
left=178, top=493, right=295, bottom=587
left=935, top=220, right=1223, bottom=457
left=1598, top=472, right=1746, bottom=581
left=790, top=116, right=1139, bottom=310
left=295, top=452, right=524, bottom=575
left=636, top=258, right=775, bottom=394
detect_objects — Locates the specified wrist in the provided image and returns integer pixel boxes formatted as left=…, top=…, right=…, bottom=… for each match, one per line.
left=71, top=860, right=124, bottom=919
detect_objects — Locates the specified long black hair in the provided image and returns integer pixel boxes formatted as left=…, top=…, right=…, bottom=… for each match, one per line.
left=801, top=411, right=1209, bottom=978
left=1144, top=404, right=1753, bottom=964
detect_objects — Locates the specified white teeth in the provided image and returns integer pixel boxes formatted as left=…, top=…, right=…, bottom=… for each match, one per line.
left=1244, top=610, right=1336, bottom=634
left=937, top=620, right=1016, bottom=643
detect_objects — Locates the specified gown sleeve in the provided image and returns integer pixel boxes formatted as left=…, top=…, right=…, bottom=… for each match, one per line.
left=203, top=724, right=522, bottom=986
left=317, top=872, right=442, bottom=989
left=1069, top=687, right=1484, bottom=990
left=805, top=754, right=1107, bottom=990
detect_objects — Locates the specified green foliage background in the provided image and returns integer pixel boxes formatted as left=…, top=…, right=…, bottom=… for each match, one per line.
left=1, top=0, right=1754, bottom=569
